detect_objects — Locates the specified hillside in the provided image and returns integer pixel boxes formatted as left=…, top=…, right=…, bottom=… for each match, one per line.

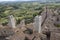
left=0, top=2, right=44, bottom=25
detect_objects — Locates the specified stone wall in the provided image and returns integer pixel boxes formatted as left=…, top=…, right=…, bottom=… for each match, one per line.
left=50, top=28, right=60, bottom=40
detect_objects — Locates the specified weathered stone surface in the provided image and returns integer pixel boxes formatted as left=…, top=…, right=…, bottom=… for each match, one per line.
left=40, top=34, right=47, bottom=40
left=34, top=15, right=42, bottom=33
left=8, top=15, right=16, bottom=28
left=41, top=8, right=60, bottom=36
left=0, top=24, right=3, bottom=28
left=34, top=37, right=41, bottom=40
left=25, top=34, right=35, bottom=40
left=20, top=19, right=25, bottom=27
left=26, top=23, right=34, bottom=30
left=0, top=27, right=14, bottom=36
left=50, top=28, right=60, bottom=40
left=9, top=31, right=25, bottom=40
left=50, top=32, right=60, bottom=40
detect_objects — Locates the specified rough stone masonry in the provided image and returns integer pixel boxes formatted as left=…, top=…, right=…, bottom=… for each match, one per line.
left=8, top=15, right=16, bottom=28
left=20, top=19, right=25, bottom=27
left=34, top=15, right=42, bottom=33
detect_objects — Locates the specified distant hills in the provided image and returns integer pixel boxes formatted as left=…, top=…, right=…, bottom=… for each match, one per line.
left=0, top=0, right=60, bottom=3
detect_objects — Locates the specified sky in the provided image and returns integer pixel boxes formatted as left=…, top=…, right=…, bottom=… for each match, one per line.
left=0, top=0, right=46, bottom=2
left=0, top=0, right=60, bottom=2
left=0, top=0, right=39, bottom=1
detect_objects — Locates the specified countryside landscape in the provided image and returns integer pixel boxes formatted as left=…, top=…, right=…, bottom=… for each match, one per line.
left=0, top=0, right=60, bottom=40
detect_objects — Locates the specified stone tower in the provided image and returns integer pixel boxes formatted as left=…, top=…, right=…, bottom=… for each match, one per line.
left=8, top=15, right=16, bottom=28
left=34, top=15, right=42, bottom=33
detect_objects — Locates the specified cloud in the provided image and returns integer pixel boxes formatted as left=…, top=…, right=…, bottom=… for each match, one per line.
left=0, top=0, right=40, bottom=1
left=0, top=0, right=16, bottom=1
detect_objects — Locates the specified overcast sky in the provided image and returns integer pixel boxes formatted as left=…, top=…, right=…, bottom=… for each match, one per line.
left=0, top=0, right=46, bottom=2
left=0, top=0, right=60, bottom=2
left=0, top=0, right=38, bottom=1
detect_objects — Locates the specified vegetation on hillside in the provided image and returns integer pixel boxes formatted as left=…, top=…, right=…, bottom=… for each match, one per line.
left=0, top=2, right=60, bottom=26
left=0, top=2, right=44, bottom=25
